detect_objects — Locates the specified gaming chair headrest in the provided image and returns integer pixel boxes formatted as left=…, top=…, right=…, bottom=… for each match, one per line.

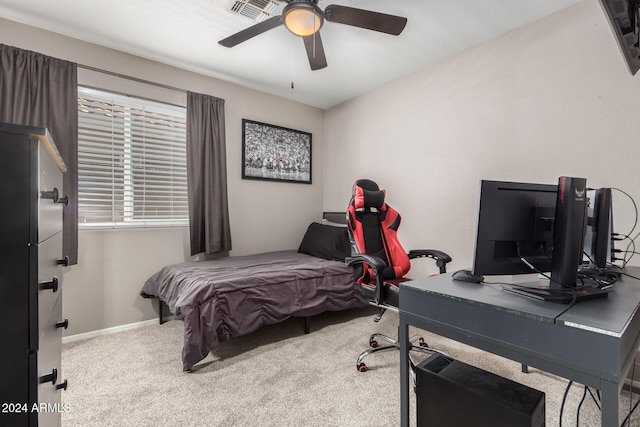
left=352, top=179, right=386, bottom=209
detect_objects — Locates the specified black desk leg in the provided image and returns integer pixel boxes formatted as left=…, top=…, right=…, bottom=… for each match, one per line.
left=601, top=380, right=619, bottom=427
left=399, top=319, right=410, bottom=427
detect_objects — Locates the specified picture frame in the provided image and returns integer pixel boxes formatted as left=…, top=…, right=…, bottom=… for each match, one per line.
left=241, top=119, right=312, bottom=184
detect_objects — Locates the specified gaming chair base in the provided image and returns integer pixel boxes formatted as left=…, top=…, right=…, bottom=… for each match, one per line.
left=356, top=333, right=434, bottom=372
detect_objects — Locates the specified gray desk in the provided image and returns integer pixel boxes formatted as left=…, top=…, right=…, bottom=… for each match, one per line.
left=399, top=268, right=640, bottom=427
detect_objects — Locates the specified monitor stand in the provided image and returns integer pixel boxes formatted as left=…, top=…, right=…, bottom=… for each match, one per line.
left=503, top=279, right=609, bottom=304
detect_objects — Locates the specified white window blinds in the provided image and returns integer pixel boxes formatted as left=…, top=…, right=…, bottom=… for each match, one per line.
left=77, top=87, right=188, bottom=228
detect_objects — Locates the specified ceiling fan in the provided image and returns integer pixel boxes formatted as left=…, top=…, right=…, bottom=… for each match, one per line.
left=218, top=0, right=407, bottom=71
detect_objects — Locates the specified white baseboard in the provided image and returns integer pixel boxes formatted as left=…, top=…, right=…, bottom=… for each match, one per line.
left=62, top=318, right=159, bottom=344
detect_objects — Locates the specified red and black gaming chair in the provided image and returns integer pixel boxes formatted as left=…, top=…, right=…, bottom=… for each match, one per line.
left=345, top=179, right=451, bottom=372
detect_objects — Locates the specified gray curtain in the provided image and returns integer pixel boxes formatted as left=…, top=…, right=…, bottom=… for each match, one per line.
left=186, top=92, right=231, bottom=255
left=0, top=44, right=78, bottom=265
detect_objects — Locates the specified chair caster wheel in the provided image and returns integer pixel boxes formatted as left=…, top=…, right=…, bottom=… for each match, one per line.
left=369, top=338, right=379, bottom=348
left=357, top=363, right=368, bottom=372
left=419, top=338, right=428, bottom=348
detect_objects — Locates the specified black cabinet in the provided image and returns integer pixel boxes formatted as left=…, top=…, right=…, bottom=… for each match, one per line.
left=0, top=123, right=69, bottom=427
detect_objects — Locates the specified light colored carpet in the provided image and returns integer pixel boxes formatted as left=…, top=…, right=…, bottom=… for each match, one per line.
left=61, top=307, right=639, bottom=426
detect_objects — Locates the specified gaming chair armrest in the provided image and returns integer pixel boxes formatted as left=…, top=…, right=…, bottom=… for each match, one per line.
left=408, top=250, right=452, bottom=274
left=345, top=254, right=387, bottom=276
left=345, top=254, right=387, bottom=305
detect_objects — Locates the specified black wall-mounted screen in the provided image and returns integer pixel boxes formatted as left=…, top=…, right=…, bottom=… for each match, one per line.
left=599, top=0, right=640, bottom=75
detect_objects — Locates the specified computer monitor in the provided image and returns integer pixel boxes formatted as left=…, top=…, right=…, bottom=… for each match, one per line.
left=472, top=180, right=557, bottom=277
left=472, top=177, right=589, bottom=289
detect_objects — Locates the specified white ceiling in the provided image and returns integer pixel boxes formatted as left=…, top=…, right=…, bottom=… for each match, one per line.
left=0, top=0, right=582, bottom=109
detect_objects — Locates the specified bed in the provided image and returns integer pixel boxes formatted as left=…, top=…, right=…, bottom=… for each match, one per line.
left=140, top=213, right=367, bottom=371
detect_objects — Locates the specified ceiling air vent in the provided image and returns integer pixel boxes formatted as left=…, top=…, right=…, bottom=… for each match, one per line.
left=226, top=0, right=279, bottom=22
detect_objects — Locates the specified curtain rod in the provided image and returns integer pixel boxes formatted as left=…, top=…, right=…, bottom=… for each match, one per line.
left=78, top=64, right=187, bottom=94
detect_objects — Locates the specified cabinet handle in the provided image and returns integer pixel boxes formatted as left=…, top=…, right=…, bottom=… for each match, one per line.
left=57, top=195, right=69, bottom=206
left=55, top=319, right=69, bottom=329
left=40, top=368, right=58, bottom=385
left=57, top=256, right=70, bottom=267
left=40, top=187, right=69, bottom=206
left=40, top=277, right=59, bottom=293
left=56, top=380, right=68, bottom=391
left=40, top=187, right=59, bottom=202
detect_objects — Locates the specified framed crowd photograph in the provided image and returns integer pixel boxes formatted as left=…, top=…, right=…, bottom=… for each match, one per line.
left=241, top=119, right=312, bottom=184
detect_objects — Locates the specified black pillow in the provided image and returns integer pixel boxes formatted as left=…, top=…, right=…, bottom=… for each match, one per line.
left=298, top=222, right=350, bottom=261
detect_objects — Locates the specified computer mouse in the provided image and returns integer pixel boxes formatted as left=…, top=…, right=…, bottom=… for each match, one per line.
left=452, top=269, right=484, bottom=284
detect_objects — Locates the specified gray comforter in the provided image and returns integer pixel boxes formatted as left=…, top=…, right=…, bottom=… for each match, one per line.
left=141, top=250, right=366, bottom=371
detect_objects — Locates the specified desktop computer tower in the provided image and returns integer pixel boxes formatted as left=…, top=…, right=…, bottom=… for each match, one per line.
left=415, top=354, right=545, bottom=427
left=551, top=176, right=588, bottom=288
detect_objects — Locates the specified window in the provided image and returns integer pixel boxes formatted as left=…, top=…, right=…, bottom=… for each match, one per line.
left=77, top=87, right=188, bottom=228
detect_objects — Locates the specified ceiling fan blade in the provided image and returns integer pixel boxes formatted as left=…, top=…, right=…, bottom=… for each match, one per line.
left=302, top=33, right=327, bottom=71
left=219, top=16, right=284, bottom=47
left=324, top=5, right=407, bottom=36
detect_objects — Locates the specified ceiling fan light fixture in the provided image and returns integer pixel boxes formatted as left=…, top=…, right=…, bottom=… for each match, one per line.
left=283, top=2, right=323, bottom=37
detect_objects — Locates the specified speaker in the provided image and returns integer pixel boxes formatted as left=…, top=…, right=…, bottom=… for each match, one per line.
left=415, top=354, right=545, bottom=427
